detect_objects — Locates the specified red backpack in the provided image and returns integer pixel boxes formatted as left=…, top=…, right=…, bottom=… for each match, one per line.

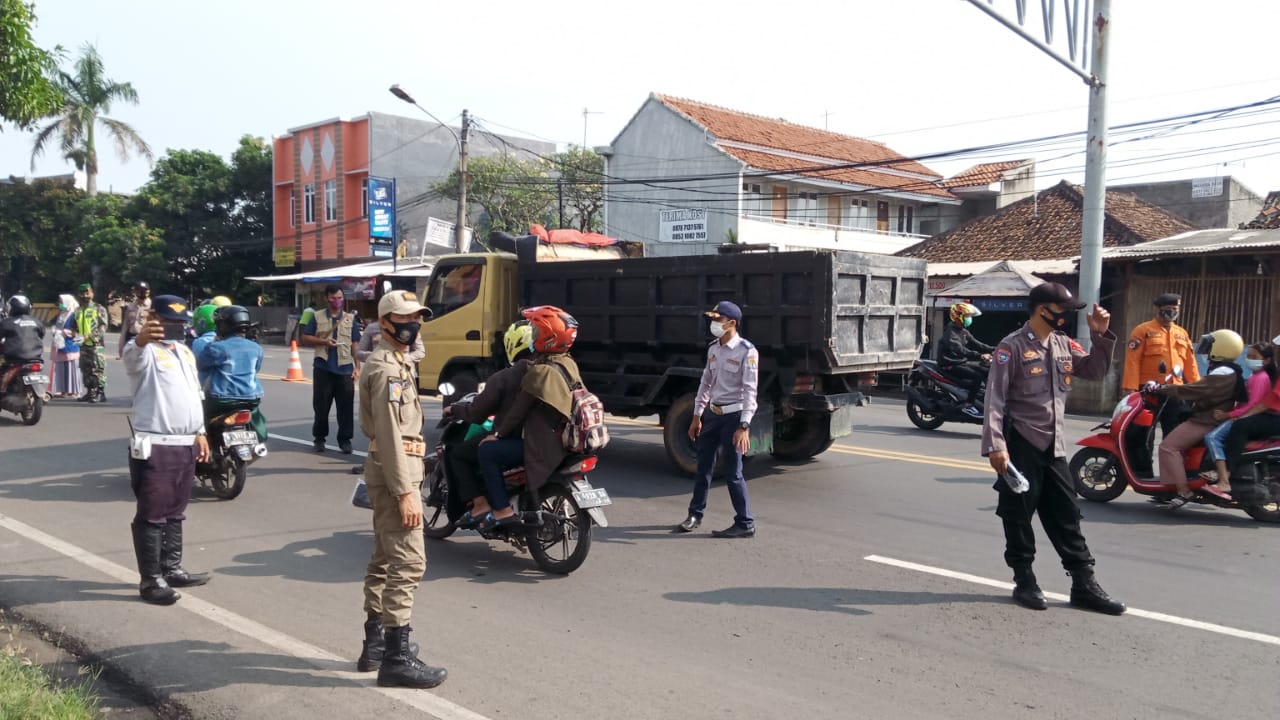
left=552, top=363, right=610, bottom=454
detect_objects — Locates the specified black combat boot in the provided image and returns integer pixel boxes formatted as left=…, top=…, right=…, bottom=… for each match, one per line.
left=376, top=626, right=447, bottom=689
left=1069, top=568, right=1126, bottom=615
left=1011, top=567, right=1048, bottom=610
left=131, top=522, right=178, bottom=605
left=357, top=615, right=421, bottom=672
left=160, top=521, right=209, bottom=588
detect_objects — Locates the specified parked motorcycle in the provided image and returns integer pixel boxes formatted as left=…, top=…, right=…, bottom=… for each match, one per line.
left=905, top=359, right=986, bottom=429
left=196, top=401, right=267, bottom=499
left=0, top=360, right=47, bottom=426
left=420, top=385, right=611, bottom=574
left=1069, top=384, right=1280, bottom=522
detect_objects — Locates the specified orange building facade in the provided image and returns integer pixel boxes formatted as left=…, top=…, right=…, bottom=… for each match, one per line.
left=272, top=116, right=373, bottom=268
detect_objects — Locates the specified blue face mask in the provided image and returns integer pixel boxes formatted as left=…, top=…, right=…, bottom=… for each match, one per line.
left=962, top=316, right=973, bottom=328
left=1245, top=358, right=1264, bottom=371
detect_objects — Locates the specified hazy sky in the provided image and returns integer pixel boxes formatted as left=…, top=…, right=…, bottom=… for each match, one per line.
left=4, top=0, right=1278, bottom=205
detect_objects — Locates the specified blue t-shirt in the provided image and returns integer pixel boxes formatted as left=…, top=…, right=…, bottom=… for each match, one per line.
left=191, top=332, right=218, bottom=384
left=303, top=311, right=361, bottom=375
left=196, top=336, right=265, bottom=400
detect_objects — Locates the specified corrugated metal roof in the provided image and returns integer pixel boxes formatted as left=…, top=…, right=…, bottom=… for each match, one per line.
left=926, top=258, right=1078, bottom=277
left=1102, top=228, right=1280, bottom=258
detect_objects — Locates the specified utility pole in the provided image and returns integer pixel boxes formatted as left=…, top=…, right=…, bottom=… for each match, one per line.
left=582, top=107, right=602, bottom=149
left=963, top=0, right=1108, bottom=347
left=456, top=110, right=470, bottom=253
left=557, top=178, right=565, bottom=229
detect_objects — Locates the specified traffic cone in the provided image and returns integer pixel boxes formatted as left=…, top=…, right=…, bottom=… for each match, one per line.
left=283, top=340, right=306, bottom=382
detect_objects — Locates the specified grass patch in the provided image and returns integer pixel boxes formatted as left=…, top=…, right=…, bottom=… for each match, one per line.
left=0, top=647, right=99, bottom=720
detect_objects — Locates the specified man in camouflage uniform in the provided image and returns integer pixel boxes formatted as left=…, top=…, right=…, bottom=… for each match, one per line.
left=74, top=282, right=110, bottom=403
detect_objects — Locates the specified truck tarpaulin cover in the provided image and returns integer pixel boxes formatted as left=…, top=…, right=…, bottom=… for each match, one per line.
left=529, top=224, right=617, bottom=247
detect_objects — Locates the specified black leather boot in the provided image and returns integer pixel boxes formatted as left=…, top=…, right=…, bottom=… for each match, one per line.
left=1069, top=568, right=1126, bottom=615
left=358, top=615, right=421, bottom=672
left=131, top=522, right=178, bottom=605
left=376, top=626, right=447, bottom=689
left=161, top=521, right=209, bottom=588
left=1011, top=567, right=1048, bottom=610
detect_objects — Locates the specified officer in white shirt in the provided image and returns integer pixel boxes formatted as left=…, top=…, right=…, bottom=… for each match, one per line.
left=678, top=301, right=759, bottom=538
left=123, top=295, right=212, bottom=605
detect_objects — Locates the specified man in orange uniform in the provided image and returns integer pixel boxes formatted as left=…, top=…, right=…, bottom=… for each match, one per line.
left=1122, top=293, right=1199, bottom=476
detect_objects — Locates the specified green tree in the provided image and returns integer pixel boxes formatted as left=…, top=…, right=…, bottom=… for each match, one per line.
left=75, top=194, right=164, bottom=294
left=0, top=178, right=83, bottom=297
left=550, top=146, right=604, bottom=232
left=29, top=42, right=151, bottom=195
left=0, top=0, right=62, bottom=131
left=435, top=154, right=556, bottom=234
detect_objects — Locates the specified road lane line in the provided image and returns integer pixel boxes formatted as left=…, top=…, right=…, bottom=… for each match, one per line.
left=603, top=416, right=991, bottom=471
left=0, top=511, right=492, bottom=720
left=864, top=554, right=1280, bottom=647
left=271, top=433, right=369, bottom=458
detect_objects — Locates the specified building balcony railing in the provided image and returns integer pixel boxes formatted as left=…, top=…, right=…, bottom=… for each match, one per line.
left=740, top=213, right=929, bottom=240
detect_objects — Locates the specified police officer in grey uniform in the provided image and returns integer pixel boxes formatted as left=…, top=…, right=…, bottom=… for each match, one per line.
left=982, top=282, right=1125, bottom=615
left=123, top=295, right=211, bottom=605
left=678, top=301, right=758, bottom=538
left=356, top=290, right=446, bottom=689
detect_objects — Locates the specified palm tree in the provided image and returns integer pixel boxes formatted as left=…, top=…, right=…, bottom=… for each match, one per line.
left=30, top=43, right=151, bottom=196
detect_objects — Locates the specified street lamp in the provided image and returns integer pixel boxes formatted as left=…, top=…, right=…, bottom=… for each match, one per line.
left=388, top=84, right=469, bottom=253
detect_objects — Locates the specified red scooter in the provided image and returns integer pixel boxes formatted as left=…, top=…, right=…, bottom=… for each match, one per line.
left=1069, top=380, right=1280, bottom=522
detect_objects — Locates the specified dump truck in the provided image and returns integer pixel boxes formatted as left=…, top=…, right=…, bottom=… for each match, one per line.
left=416, top=236, right=927, bottom=473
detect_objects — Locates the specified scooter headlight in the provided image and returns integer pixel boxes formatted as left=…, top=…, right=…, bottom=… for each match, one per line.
left=1111, top=397, right=1132, bottom=421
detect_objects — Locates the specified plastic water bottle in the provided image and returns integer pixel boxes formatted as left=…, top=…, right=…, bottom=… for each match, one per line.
left=1003, top=463, right=1030, bottom=494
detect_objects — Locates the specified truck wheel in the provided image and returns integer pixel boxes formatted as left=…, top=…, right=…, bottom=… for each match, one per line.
left=662, top=393, right=700, bottom=475
left=772, top=412, right=832, bottom=461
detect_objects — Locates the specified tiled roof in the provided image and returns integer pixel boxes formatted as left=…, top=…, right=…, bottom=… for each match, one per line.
left=897, top=180, right=1197, bottom=262
left=655, top=95, right=955, bottom=200
left=941, top=160, right=1032, bottom=189
left=1241, top=190, right=1280, bottom=229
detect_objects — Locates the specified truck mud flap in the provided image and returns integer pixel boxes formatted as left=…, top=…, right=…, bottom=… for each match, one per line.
left=789, top=392, right=865, bottom=413
left=829, top=405, right=857, bottom=439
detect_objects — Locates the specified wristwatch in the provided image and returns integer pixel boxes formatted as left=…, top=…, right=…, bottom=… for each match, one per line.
left=739, top=422, right=750, bottom=430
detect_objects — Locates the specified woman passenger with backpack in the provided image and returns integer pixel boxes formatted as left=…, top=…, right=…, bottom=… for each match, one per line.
left=475, top=306, right=586, bottom=530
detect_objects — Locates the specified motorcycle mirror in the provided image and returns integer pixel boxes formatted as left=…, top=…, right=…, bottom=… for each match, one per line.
left=438, top=382, right=456, bottom=396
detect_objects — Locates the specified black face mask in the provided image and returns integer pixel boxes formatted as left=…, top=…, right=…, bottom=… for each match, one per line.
left=385, top=319, right=420, bottom=347
left=1040, top=307, right=1070, bottom=329
left=1158, top=308, right=1179, bottom=323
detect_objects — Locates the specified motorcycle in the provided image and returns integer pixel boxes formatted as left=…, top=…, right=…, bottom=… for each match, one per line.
left=1069, top=377, right=1280, bottom=523
left=196, top=400, right=267, bottom=500
left=0, top=360, right=47, bottom=426
left=905, top=358, right=987, bottom=429
left=420, top=384, right=611, bottom=574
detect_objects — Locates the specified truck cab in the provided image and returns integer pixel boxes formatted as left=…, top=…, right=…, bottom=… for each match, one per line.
left=417, top=252, right=518, bottom=396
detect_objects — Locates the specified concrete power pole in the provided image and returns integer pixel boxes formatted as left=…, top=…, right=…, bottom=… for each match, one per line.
left=456, top=110, right=470, bottom=253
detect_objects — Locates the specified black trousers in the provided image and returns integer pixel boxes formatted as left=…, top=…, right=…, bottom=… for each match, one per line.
left=995, top=428, right=1094, bottom=573
left=448, top=435, right=485, bottom=502
left=1225, top=411, right=1280, bottom=473
left=312, top=367, right=354, bottom=443
left=946, top=363, right=986, bottom=402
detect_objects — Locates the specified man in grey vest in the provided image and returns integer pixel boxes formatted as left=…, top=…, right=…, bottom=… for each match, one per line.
left=302, top=284, right=362, bottom=453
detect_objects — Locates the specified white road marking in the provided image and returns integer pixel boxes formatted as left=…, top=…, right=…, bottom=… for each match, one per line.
left=864, top=554, right=1280, bottom=646
left=0, top=512, right=492, bottom=720
left=271, top=433, right=368, bottom=458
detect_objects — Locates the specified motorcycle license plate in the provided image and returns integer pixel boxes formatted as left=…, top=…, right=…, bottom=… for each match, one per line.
left=22, top=375, right=47, bottom=386
left=571, top=481, right=611, bottom=509
left=224, top=430, right=257, bottom=446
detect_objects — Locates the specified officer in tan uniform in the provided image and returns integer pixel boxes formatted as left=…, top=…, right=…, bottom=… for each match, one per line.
left=982, top=282, right=1126, bottom=616
left=355, top=290, right=447, bottom=689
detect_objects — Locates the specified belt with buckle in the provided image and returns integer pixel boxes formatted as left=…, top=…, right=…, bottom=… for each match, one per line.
left=369, top=436, right=427, bottom=457
left=135, top=432, right=197, bottom=446
left=710, top=403, right=743, bottom=415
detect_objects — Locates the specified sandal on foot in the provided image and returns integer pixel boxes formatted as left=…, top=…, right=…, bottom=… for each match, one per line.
left=478, top=512, right=521, bottom=532
left=458, top=510, right=492, bottom=529
left=1167, top=493, right=1194, bottom=509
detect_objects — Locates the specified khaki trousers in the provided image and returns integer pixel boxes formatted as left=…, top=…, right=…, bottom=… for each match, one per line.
left=363, top=450, right=425, bottom=627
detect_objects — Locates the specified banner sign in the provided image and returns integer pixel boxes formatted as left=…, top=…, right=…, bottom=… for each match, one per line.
left=368, top=176, right=395, bottom=244
left=423, top=216, right=474, bottom=254
left=658, top=208, right=707, bottom=242
left=274, top=245, right=296, bottom=267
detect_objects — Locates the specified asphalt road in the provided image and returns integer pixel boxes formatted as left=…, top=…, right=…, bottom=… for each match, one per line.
left=1, top=349, right=1277, bottom=720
